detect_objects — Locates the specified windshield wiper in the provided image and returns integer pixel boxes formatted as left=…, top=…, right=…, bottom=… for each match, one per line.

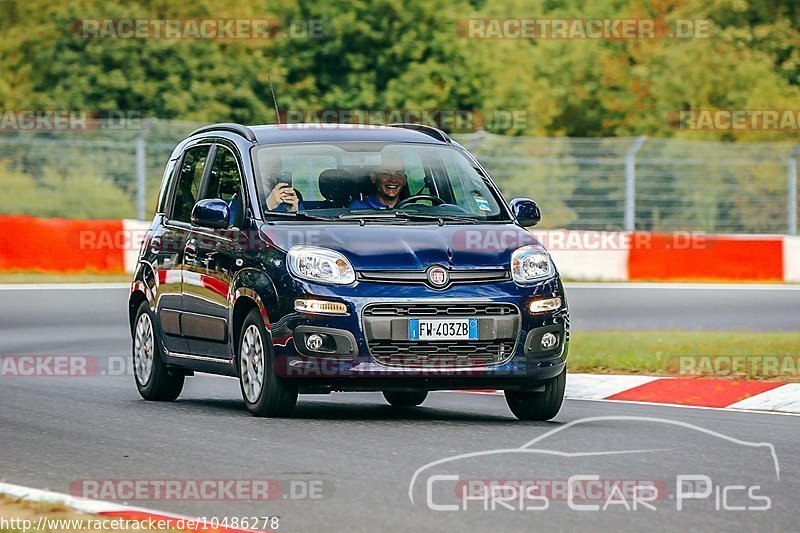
left=338, top=212, right=409, bottom=225
left=264, top=211, right=336, bottom=221
left=394, top=211, right=478, bottom=225
left=338, top=212, right=398, bottom=219
left=339, top=211, right=477, bottom=225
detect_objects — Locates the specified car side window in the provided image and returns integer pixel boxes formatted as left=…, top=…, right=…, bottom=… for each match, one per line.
left=203, top=146, right=245, bottom=227
left=171, top=145, right=210, bottom=223
left=156, top=159, right=177, bottom=214
left=204, top=146, right=243, bottom=203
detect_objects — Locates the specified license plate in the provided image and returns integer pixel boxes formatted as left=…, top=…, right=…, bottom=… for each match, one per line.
left=408, top=318, right=478, bottom=341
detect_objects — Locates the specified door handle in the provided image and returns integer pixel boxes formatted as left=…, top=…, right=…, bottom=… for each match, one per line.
left=184, top=239, right=198, bottom=259
left=149, top=236, right=162, bottom=253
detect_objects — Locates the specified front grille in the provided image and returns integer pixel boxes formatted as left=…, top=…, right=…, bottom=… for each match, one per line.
left=364, top=302, right=517, bottom=317
left=357, top=268, right=509, bottom=288
left=363, top=302, right=520, bottom=368
left=369, top=340, right=514, bottom=367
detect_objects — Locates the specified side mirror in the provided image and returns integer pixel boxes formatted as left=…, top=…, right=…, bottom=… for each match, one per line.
left=191, top=199, right=230, bottom=229
left=510, top=198, right=541, bottom=227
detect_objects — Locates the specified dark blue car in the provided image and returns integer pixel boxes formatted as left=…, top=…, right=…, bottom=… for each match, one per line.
left=128, top=123, right=569, bottom=420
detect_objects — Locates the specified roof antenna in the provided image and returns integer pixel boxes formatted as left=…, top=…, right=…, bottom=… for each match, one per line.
left=268, top=76, right=281, bottom=125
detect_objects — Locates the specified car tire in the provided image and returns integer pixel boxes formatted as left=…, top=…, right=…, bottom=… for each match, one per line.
left=383, top=391, right=428, bottom=407
left=132, top=301, right=184, bottom=401
left=238, top=309, right=298, bottom=417
left=504, top=368, right=566, bottom=421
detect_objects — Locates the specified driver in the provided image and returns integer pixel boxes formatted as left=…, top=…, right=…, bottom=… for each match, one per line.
left=348, top=153, right=407, bottom=209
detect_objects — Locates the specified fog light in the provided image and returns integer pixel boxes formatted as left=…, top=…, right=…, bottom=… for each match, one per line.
left=294, top=299, right=348, bottom=315
left=306, top=334, right=325, bottom=351
left=540, top=332, right=559, bottom=350
left=529, top=297, right=562, bottom=314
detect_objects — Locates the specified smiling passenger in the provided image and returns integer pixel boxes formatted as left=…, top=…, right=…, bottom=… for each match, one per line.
left=348, top=154, right=408, bottom=209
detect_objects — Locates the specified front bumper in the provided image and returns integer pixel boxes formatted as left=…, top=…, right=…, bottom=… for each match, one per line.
left=270, top=276, right=568, bottom=391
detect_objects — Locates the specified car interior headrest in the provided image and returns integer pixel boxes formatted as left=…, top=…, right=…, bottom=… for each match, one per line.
left=318, top=168, right=361, bottom=204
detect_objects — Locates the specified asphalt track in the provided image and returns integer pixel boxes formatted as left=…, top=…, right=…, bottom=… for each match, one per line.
left=1, top=284, right=798, bottom=532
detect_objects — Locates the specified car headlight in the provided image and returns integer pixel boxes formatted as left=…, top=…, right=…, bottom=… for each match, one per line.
left=511, top=245, right=555, bottom=284
left=287, top=246, right=356, bottom=285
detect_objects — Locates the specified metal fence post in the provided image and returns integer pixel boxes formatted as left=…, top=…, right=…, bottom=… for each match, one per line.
left=624, top=136, right=647, bottom=231
left=789, top=146, right=799, bottom=236
left=135, top=119, right=154, bottom=221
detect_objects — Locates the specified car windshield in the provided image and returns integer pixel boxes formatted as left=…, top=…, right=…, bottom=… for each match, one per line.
left=253, top=142, right=509, bottom=221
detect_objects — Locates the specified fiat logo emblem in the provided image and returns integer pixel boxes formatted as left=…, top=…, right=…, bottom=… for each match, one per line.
left=427, top=265, right=449, bottom=288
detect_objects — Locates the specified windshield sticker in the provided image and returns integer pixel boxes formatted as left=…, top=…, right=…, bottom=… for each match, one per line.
left=474, top=196, right=491, bottom=211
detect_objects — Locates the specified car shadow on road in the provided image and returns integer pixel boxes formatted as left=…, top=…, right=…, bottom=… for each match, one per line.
left=293, top=402, right=516, bottom=423
left=167, top=396, right=562, bottom=426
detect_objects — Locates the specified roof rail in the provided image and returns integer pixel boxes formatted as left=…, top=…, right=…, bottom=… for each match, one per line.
left=387, top=123, right=451, bottom=143
left=189, top=123, right=258, bottom=142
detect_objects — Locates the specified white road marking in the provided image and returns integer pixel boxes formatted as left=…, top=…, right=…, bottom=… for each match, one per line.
left=567, top=397, right=800, bottom=417
left=566, top=373, right=663, bottom=399
left=728, top=383, right=800, bottom=413
left=565, top=282, right=799, bottom=290
left=0, top=283, right=129, bottom=291
left=0, top=481, right=210, bottom=524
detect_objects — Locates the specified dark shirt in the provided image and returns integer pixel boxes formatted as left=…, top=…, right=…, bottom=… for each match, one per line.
left=348, top=195, right=391, bottom=210
left=274, top=200, right=304, bottom=212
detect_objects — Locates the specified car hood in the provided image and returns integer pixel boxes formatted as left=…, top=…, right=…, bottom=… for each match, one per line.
left=259, top=223, right=541, bottom=270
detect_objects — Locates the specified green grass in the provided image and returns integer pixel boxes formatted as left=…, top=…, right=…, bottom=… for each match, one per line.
left=0, top=494, right=186, bottom=532
left=569, top=331, right=800, bottom=380
left=0, top=272, right=130, bottom=284
left=0, top=495, right=67, bottom=514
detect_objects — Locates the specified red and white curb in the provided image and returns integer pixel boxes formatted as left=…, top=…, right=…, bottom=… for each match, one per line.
left=463, top=374, right=800, bottom=415
left=3, top=214, right=800, bottom=282
left=0, top=481, right=260, bottom=532
left=566, top=374, right=800, bottom=413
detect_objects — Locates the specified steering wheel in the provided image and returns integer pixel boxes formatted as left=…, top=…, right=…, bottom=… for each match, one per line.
left=395, top=194, right=446, bottom=209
